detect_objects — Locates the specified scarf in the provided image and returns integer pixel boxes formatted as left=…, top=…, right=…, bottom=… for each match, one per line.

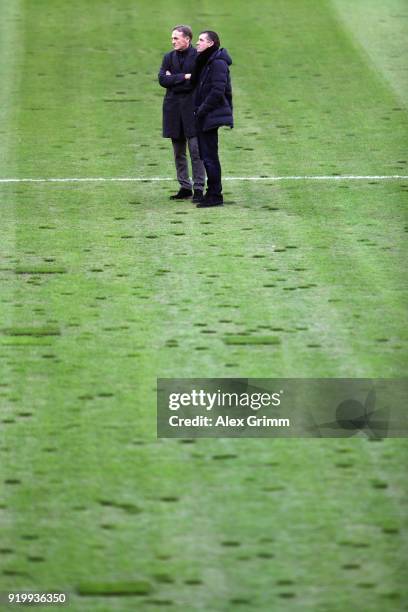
left=193, top=45, right=219, bottom=84
left=177, top=47, right=189, bottom=71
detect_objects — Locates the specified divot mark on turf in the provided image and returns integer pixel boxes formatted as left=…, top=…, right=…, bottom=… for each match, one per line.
left=2, top=326, right=60, bottom=337
left=382, top=526, right=399, bottom=534
left=224, top=335, right=281, bottom=345
left=3, top=569, right=30, bottom=577
left=98, top=499, right=141, bottom=514
left=152, top=573, right=174, bottom=584
left=27, top=556, right=45, bottom=563
left=381, top=592, right=401, bottom=600
left=117, top=503, right=142, bottom=515
left=371, top=478, right=389, bottom=490
left=77, top=580, right=153, bottom=597
left=212, top=454, right=238, bottom=460
left=15, top=266, right=67, bottom=275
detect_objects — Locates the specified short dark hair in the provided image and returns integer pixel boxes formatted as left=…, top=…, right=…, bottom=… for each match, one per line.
left=200, top=30, right=220, bottom=48
left=173, top=25, right=193, bottom=41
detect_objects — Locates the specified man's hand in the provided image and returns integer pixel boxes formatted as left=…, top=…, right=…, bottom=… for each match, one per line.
left=166, top=70, right=171, bottom=76
left=195, top=106, right=205, bottom=119
left=184, top=73, right=191, bottom=80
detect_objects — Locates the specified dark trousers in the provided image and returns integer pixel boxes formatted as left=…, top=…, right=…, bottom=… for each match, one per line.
left=171, top=137, right=205, bottom=191
left=197, top=128, right=222, bottom=196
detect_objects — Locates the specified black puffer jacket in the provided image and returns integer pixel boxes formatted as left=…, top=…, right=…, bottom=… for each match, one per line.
left=194, top=48, right=233, bottom=132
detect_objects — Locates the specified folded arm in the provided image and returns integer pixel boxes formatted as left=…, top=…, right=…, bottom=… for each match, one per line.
left=158, top=56, right=188, bottom=88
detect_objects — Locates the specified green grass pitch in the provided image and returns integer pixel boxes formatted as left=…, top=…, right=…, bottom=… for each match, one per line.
left=0, top=0, right=407, bottom=610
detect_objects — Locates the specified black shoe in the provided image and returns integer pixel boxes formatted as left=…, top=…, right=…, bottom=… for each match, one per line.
left=192, top=190, right=204, bottom=203
left=196, top=193, right=223, bottom=207
left=169, top=188, right=193, bottom=200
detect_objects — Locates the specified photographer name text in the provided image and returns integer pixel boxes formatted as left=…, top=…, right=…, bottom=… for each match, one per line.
left=168, top=415, right=290, bottom=428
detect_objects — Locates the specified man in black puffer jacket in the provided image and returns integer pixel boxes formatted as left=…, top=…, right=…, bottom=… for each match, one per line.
left=194, top=31, right=233, bottom=207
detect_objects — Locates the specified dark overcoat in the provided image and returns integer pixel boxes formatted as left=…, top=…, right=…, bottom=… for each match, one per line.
left=195, top=48, right=233, bottom=132
left=158, top=46, right=198, bottom=139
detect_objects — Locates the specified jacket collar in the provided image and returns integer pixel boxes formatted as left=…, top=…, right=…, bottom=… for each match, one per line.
left=175, top=44, right=194, bottom=55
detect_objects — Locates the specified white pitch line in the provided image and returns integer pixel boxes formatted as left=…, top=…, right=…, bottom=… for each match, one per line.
left=226, top=175, right=408, bottom=181
left=0, top=177, right=172, bottom=183
left=0, top=175, right=407, bottom=184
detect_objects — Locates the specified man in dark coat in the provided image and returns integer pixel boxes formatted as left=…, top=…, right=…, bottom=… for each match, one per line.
left=193, top=30, right=233, bottom=207
left=158, top=25, right=205, bottom=202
